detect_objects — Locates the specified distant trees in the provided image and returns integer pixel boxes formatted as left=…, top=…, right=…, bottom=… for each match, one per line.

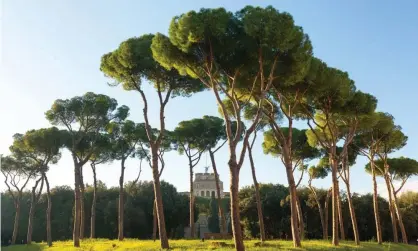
left=208, top=196, right=220, bottom=233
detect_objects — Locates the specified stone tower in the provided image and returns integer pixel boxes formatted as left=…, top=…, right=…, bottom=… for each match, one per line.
left=193, top=172, right=224, bottom=198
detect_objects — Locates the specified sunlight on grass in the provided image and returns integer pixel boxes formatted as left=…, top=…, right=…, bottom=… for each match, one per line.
left=2, top=239, right=418, bottom=251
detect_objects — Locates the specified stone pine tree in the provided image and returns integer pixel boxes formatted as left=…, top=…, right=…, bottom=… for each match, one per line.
left=304, top=59, right=359, bottom=246
left=100, top=34, right=203, bottom=249
left=369, top=127, right=409, bottom=244
left=354, top=112, right=396, bottom=244
left=45, top=92, right=129, bottom=247
left=174, top=118, right=213, bottom=238
left=208, top=196, right=220, bottom=233
left=107, top=120, right=147, bottom=241
left=9, top=127, right=64, bottom=246
left=0, top=155, right=34, bottom=245
left=151, top=6, right=312, bottom=249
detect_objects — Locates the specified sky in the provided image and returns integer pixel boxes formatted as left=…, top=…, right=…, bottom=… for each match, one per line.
left=1, top=0, right=417, bottom=196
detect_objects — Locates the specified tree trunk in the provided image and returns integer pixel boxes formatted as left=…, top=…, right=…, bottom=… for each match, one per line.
left=189, top=158, right=195, bottom=239
left=296, top=197, right=305, bottom=240
left=209, top=150, right=226, bottom=234
left=118, top=158, right=126, bottom=241
left=73, top=162, right=81, bottom=247
left=247, top=144, right=266, bottom=242
left=390, top=184, right=408, bottom=244
left=79, top=166, right=85, bottom=239
left=152, top=199, right=158, bottom=241
left=345, top=182, right=360, bottom=245
left=324, top=188, right=331, bottom=240
left=309, top=185, right=326, bottom=240
left=151, top=152, right=169, bottom=249
left=229, top=159, right=245, bottom=251
left=44, top=174, right=52, bottom=247
left=384, top=174, right=398, bottom=243
left=12, top=199, right=20, bottom=245
left=27, top=176, right=43, bottom=244
left=284, top=160, right=302, bottom=248
left=337, top=189, right=345, bottom=241
left=90, top=163, right=97, bottom=239
left=330, top=155, right=339, bottom=246
left=370, top=160, right=383, bottom=244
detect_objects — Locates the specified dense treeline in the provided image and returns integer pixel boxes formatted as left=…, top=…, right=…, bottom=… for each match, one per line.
left=1, top=181, right=197, bottom=243
left=2, top=181, right=417, bottom=244
left=2, top=5, right=418, bottom=251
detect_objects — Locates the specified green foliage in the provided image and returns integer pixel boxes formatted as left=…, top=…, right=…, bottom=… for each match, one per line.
left=100, top=34, right=205, bottom=97
left=365, top=157, right=418, bottom=178
left=207, top=197, right=220, bottom=233
left=263, top=128, right=320, bottom=165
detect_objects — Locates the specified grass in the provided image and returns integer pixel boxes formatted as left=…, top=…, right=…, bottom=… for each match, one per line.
left=2, top=239, right=418, bottom=251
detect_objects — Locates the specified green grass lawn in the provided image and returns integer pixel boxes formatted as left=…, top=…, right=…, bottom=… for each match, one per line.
left=2, top=239, right=418, bottom=251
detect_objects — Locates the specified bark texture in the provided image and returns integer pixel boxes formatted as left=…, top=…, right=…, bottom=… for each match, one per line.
left=44, top=174, right=52, bottom=247
left=79, top=166, right=85, bottom=239
left=337, top=190, right=345, bottom=240
left=229, top=159, right=245, bottom=251
left=284, top=159, right=301, bottom=247
left=189, top=159, right=195, bottom=238
left=27, top=176, right=44, bottom=244
left=330, top=155, right=339, bottom=246
left=73, top=162, right=81, bottom=247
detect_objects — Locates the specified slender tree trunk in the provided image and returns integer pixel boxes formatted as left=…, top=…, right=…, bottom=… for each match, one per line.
left=12, top=199, right=20, bottom=245
left=390, top=184, right=408, bottom=244
left=337, top=189, right=345, bottom=240
left=73, top=162, right=81, bottom=247
left=384, top=174, right=398, bottom=243
left=229, top=158, right=245, bottom=251
left=189, top=158, right=195, bottom=239
left=284, top=158, right=301, bottom=248
left=308, top=185, right=326, bottom=239
left=27, top=177, right=43, bottom=244
left=90, top=163, right=97, bottom=239
left=330, top=155, right=339, bottom=246
left=345, top=183, right=360, bottom=245
left=79, top=166, right=85, bottom=239
left=209, top=150, right=226, bottom=234
left=324, top=188, right=331, bottom=240
left=118, top=158, right=126, bottom=241
left=296, top=197, right=305, bottom=240
left=151, top=151, right=169, bottom=249
left=152, top=199, right=158, bottom=241
left=370, top=159, right=383, bottom=244
left=44, top=174, right=52, bottom=247
left=247, top=144, right=266, bottom=242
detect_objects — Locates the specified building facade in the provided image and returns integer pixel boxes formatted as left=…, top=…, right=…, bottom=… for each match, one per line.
left=193, top=172, right=224, bottom=198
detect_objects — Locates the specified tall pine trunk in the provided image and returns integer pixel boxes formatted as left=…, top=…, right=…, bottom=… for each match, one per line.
left=152, top=200, right=158, bottom=241
left=391, top=185, right=408, bottom=243
left=337, top=190, right=345, bottom=240
left=151, top=151, right=169, bottom=249
left=189, top=159, right=195, bottom=239
left=27, top=176, right=43, bottom=244
left=345, top=183, right=360, bottom=245
left=73, top=162, right=81, bottom=247
left=308, top=185, right=326, bottom=239
left=284, top=157, right=301, bottom=247
left=90, top=164, right=97, bottom=239
left=247, top=144, right=266, bottom=242
left=209, top=150, right=226, bottom=234
left=79, top=166, right=85, bottom=239
left=118, top=158, right=126, bottom=241
left=12, top=200, right=21, bottom=245
left=384, top=174, right=398, bottom=243
left=330, top=155, right=340, bottom=246
left=229, top=157, right=245, bottom=251
left=44, top=174, right=52, bottom=247
left=370, top=159, right=383, bottom=244
left=296, top=197, right=305, bottom=240
left=324, top=188, right=331, bottom=240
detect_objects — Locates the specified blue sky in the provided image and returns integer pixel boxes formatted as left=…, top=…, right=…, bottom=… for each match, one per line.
left=1, top=0, right=417, bottom=195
